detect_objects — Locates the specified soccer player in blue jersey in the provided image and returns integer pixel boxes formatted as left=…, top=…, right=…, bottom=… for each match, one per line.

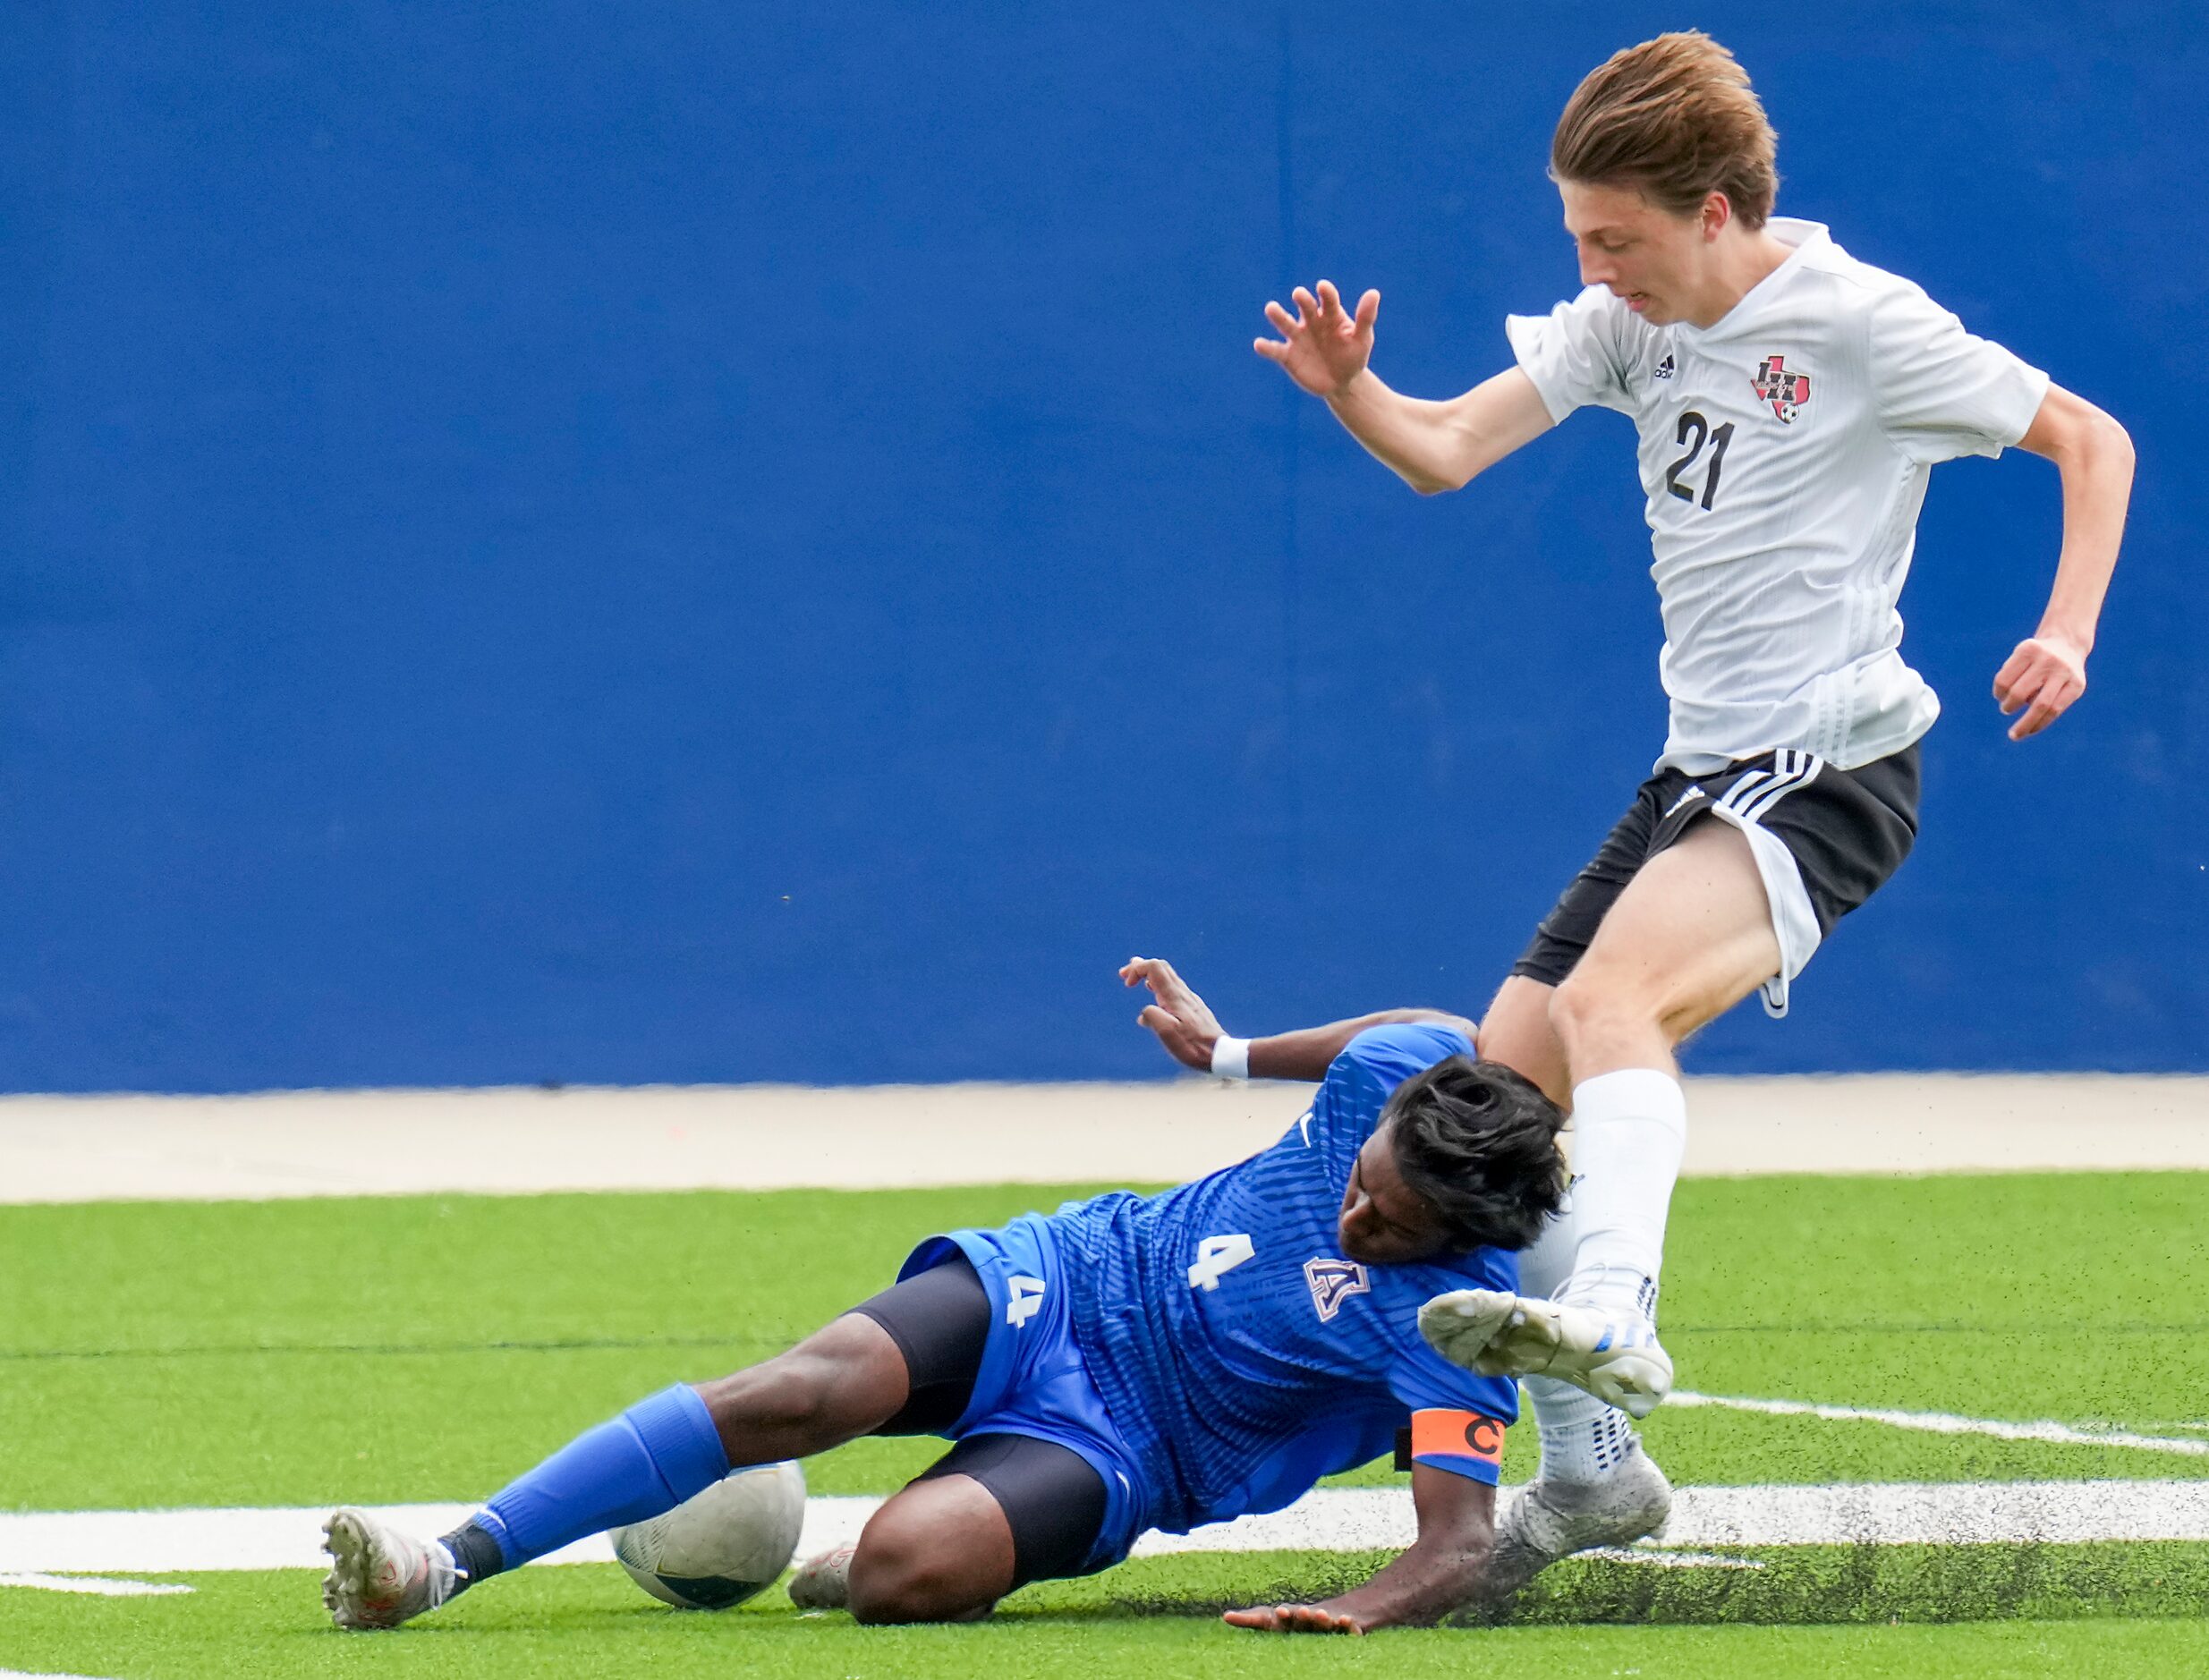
left=323, top=983, right=1568, bottom=1634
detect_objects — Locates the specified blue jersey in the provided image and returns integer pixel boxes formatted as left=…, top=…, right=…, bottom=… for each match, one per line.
left=1051, top=1023, right=1521, bottom=1535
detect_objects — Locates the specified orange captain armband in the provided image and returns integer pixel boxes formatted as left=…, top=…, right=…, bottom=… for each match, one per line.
left=1405, top=1408, right=1506, bottom=1485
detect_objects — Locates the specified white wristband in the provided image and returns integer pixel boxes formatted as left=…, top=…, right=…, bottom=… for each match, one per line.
left=1210, top=1036, right=1252, bottom=1081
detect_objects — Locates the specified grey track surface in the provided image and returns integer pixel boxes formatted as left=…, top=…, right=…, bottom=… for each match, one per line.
left=4, top=1074, right=2205, bottom=1203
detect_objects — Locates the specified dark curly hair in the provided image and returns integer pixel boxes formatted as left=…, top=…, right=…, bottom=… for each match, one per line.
left=1382, top=1056, right=1568, bottom=1252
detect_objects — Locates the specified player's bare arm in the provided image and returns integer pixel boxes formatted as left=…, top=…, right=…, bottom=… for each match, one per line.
left=1119, top=955, right=1475, bottom=1079
left=1222, top=1460, right=1498, bottom=1634
left=1255, top=279, right=1553, bottom=494
left=1998, top=382, right=2136, bottom=740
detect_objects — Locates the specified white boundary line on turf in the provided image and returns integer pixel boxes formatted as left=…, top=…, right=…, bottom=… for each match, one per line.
left=0, top=1671, right=124, bottom=1679
left=1671, top=1391, right=2209, bottom=1456
left=9, top=1482, right=2209, bottom=1574
left=0, top=1573, right=192, bottom=1597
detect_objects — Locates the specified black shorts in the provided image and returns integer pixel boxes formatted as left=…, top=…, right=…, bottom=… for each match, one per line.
left=1512, top=743, right=1920, bottom=1017
left=848, top=1257, right=1109, bottom=1591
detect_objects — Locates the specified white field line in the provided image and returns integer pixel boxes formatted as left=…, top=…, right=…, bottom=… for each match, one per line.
left=7, top=1483, right=2209, bottom=1576
left=0, top=1671, right=123, bottom=1679
left=0, top=1572, right=191, bottom=1597
left=1673, top=1391, right=2209, bottom=1456
left=1583, top=1548, right=1763, bottom=1570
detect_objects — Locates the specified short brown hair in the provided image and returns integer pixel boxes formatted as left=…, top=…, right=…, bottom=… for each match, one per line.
left=1551, top=32, right=1779, bottom=230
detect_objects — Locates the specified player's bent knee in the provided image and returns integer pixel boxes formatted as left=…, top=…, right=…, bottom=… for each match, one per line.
left=1474, top=976, right=1569, bottom=1106
left=845, top=1520, right=998, bottom=1625
left=1547, top=966, right=1660, bottom=1048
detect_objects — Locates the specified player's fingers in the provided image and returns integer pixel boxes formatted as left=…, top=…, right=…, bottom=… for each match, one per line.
left=1315, top=278, right=1340, bottom=318
left=1220, top=1608, right=1272, bottom=1630
left=1994, top=655, right=2049, bottom=714
left=1291, top=285, right=1318, bottom=320
left=1137, top=1004, right=1182, bottom=1034
left=1355, top=288, right=1380, bottom=330
left=2012, top=673, right=2084, bottom=740
left=1992, top=642, right=2036, bottom=697
left=1263, top=300, right=1297, bottom=334
left=1253, top=336, right=1291, bottom=362
left=2007, top=677, right=2064, bottom=740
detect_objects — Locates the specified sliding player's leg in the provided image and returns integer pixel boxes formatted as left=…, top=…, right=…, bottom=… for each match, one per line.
left=798, top=1432, right=1113, bottom=1623
left=798, top=1218, right=1144, bottom=1620
left=323, top=1259, right=988, bottom=1631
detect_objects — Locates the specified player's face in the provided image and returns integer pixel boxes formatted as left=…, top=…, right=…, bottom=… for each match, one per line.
left=1338, top=1126, right=1451, bottom=1266
left=1558, top=178, right=1712, bottom=328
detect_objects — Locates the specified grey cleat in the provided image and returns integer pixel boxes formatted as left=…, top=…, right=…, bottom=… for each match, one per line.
left=1482, top=1443, right=1674, bottom=1603
left=786, top=1543, right=855, bottom=1610
left=321, top=1507, right=460, bottom=1631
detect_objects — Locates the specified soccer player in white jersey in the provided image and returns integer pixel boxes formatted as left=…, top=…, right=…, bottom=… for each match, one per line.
left=1255, top=30, right=2134, bottom=1470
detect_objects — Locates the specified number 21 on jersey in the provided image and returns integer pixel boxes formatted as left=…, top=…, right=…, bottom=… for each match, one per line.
left=1188, top=1233, right=1255, bottom=1291
left=1664, top=409, right=1735, bottom=511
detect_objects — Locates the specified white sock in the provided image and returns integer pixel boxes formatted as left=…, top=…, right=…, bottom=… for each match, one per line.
left=1516, top=1190, right=1581, bottom=1302
left=1564, top=1068, right=1687, bottom=1320
left=1525, top=1375, right=1639, bottom=1483
left=1519, top=1196, right=1640, bottom=1481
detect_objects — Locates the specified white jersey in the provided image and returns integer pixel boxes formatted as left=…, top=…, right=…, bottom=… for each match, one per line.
left=1506, top=218, right=2049, bottom=774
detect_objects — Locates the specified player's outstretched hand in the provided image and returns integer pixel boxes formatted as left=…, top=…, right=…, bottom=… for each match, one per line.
left=1119, top=956, right=1227, bottom=1073
left=1992, top=632, right=2088, bottom=741
left=1223, top=1602, right=1366, bottom=1635
left=1255, top=279, right=1379, bottom=400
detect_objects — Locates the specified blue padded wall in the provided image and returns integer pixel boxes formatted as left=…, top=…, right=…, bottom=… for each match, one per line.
left=0, top=3, right=2199, bottom=1088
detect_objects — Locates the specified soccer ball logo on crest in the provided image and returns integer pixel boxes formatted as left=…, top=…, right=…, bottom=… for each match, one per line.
left=1752, top=354, right=1811, bottom=422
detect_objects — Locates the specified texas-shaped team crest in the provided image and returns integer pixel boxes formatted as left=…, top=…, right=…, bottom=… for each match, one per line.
left=1752, top=353, right=1811, bottom=422
left=1304, top=1256, right=1371, bottom=1322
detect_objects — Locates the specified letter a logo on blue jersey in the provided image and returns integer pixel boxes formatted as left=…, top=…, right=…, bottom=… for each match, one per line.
left=1303, top=1257, right=1370, bottom=1323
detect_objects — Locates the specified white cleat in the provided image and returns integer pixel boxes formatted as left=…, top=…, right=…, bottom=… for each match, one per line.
left=321, top=1507, right=460, bottom=1631
left=1419, top=1288, right=1673, bottom=1419
left=1482, top=1444, right=1675, bottom=1602
left=786, top=1544, right=855, bottom=1611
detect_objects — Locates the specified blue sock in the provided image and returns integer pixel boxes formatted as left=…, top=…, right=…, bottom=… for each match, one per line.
left=472, top=1384, right=731, bottom=1569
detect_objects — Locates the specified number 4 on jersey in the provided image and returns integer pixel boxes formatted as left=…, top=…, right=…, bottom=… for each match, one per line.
left=1188, top=1233, right=1255, bottom=1291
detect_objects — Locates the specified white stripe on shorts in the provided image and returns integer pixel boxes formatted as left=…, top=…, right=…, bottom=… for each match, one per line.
left=1706, top=750, right=1828, bottom=1019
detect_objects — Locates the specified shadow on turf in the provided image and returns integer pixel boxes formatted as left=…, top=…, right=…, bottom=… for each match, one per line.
left=1059, top=1545, right=2209, bottom=1627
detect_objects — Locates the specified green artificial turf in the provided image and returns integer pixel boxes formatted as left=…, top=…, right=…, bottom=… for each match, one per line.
left=9, top=1553, right=2209, bottom=1680
left=5, top=1172, right=2209, bottom=1674
left=4, top=1174, right=2205, bottom=1511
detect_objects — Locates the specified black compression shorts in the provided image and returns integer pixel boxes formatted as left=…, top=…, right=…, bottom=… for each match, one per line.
left=848, top=1255, right=1110, bottom=1589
